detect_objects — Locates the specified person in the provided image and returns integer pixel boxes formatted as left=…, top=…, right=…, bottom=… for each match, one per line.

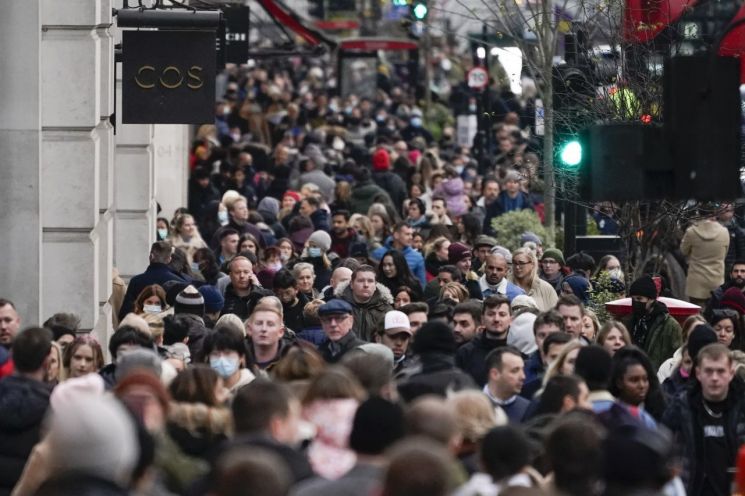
left=245, top=302, right=294, bottom=373
left=561, top=274, right=591, bottom=305
left=293, top=262, right=320, bottom=301
left=472, top=235, right=497, bottom=269
left=298, top=156, right=336, bottom=204
left=556, top=295, right=585, bottom=338
left=371, top=222, right=426, bottom=288
left=710, top=309, right=744, bottom=351
left=316, top=299, right=365, bottom=363
left=596, top=320, right=632, bottom=356
left=510, top=247, right=558, bottom=312
left=119, top=241, right=187, bottom=319
left=374, top=310, right=413, bottom=373
left=522, top=310, right=564, bottom=385
left=202, top=326, right=255, bottom=400
left=0, top=327, right=52, bottom=495
left=381, top=438, right=456, bottom=496
left=456, top=295, right=513, bottom=386
left=133, top=284, right=167, bottom=315
left=349, top=167, right=395, bottom=218
left=425, top=237, right=452, bottom=279
left=215, top=228, right=240, bottom=265
left=169, top=213, right=208, bottom=264
left=299, top=231, right=334, bottom=292
left=337, top=265, right=393, bottom=342
left=539, top=248, right=566, bottom=293
left=212, top=195, right=265, bottom=250
left=208, top=447, right=291, bottom=496
left=0, top=299, right=21, bottom=349
left=329, top=210, right=361, bottom=258
left=321, top=266, right=353, bottom=301
left=483, top=346, right=529, bottom=423
left=99, top=325, right=155, bottom=388
left=42, top=312, right=79, bottom=349
left=292, top=396, right=405, bottom=496
left=662, top=343, right=745, bottom=495
left=573, top=345, right=615, bottom=414
left=371, top=147, right=408, bottom=215
left=546, top=415, right=605, bottom=496
left=400, top=302, right=428, bottom=335
left=62, top=334, right=104, bottom=379
left=478, top=252, right=525, bottom=301
left=624, top=275, right=683, bottom=369
left=483, top=171, right=533, bottom=235
left=707, top=259, right=745, bottom=314
left=608, top=348, right=660, bottom=427
left=377, top=250, right=423, bottom=301
left=271, top=270, right=306, bottom=334
left=299, top=196, right=330, bottom=232
left=532, top=374, right=591, bottom=417
left=541, top=340, right=585, bottom=387
left=452, top=301, right=482, bottom=347
left=221, top=256, right=273, bottom=320
left=447, top=390, right=504, bottom=477
left=681, top=206, right=730, bottom=308
left=447, top=242, right=483, bottom=300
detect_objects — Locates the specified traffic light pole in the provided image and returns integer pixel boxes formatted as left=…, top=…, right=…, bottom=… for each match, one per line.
left=423, top=14, right=432, bottom=110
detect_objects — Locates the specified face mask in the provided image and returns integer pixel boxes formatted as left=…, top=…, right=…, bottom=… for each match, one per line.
left=455, top=165, right=465, bottom=175
left=210, top=356, right=239, bottom=379
left=157, top=228, right=168, bottom=239
left=222, top=106, right=231, bottom=116
left=410, top=117, right=422, bottom=128
left=631, top=300, right=648, bottom=316
left=308, top=247, right=322, bottom=258
left=268, top=262, right=283, bottom=271
left=143, top=304, right=162, bottom=314
left=328, top=102, right=339, bottom=113
left=280, top=253, right=290, bottom=262
left=608, top=268, right=623, bottom=281
left=190, top=262, right=201, bottom=273
left=218, top=211, right=229, bottom=225
left=469, top=104, right=477, bottom=113
left=680, top=367, right=690, bottom=379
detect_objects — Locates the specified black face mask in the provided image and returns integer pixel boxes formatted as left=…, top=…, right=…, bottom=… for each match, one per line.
left=631, top=300, right=648, bottom=316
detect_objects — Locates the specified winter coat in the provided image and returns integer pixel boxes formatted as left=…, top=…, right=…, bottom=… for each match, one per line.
left=371, top=240, right=427, bottom=288
left=34, top=474, right=129, bottom=496
left=435, top=177, right=468, bottom=217
left=483, top=191, right=534, bottom=236
left=456, top=334, right=508, bottom=386
left=662, top=379, right=745, bottom=494
left=624, top=300, right=683, bottom=369
left=723, top=220, right=745, bottom=269
left=681, top=220, right=730, bottom=300
left=330, top=228, right=362, bottom=259
left=372, top=171, right=407, bottom=214
left=318, top=331, right=367, bottom=363
left=118, top=262, right=187, bottom=320
left=221, top=283, right=274, bottom=321
left=336, top=281, right=394, bottom=342
left=167, top=402, right=232, bottom=459
left=398, top=353, right=478, bottom=403
left=0, top=376, right=51, bottom=496
left=309, top=209, right=330, bottom=232
left=517, top=277, right=558, bottom=313
left=349, top=180, right=394, bottom=216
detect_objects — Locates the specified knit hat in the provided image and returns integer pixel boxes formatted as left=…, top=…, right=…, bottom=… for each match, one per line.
left=290, top=227, right=313, bottom=252
left=372, top=148, right=391, bottom=171
left=520, top=231, right=542, bottom=246
left=308, top=230, right=332, bottom=252
left=283, top=190, right=302, bottom=203
left=412, top=321, right=457, bottom=355
left=574, top=345, right=613, bottom=391
left=448, top=242, right=472, bottom=265
left=721, top=287, right=745, bottom=315
left=507, top=313, right=538, bottom=354
left=257, top=196, right=280, bottom=221
left=490, top=245, right=513, bottom=264
left=563, top=275, right=591, bottom=304
left=355, top=343, right=395, bottom=368
left=687, top=324, right=718, bottom=364
left=349, top=397, right=405, bottom=455
left=174, top=285, right=205, bottom=318
left=540, top=248, right=565, bottom=266
left=628, top=275, right=658, bottom=300
left=50, top=374, right=105, bottom=412
left=350, top=241, right=369, bottom=258
left=198, top=285, right=225, bottom=314
left=115, top=370, right=171, bottom=414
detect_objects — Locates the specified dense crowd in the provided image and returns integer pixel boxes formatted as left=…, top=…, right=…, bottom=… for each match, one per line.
left=2, top=54, right=745, bottom=496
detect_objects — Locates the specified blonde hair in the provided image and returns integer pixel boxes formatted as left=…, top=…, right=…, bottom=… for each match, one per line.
left=447, top=390, right=504, bottom=442
left=349, top=214, right=374, bottom=240
left=250, top=298, right=285, bottom=322
left=214, top=313, right=246, bottom=337
left=510, top=247, right=539, bottom=284
left=440, top=282, right=469, bottom=303
left=543, top=340, right=585, bottom=386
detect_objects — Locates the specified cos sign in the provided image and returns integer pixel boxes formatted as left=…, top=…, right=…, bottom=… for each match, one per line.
left=122, top=31, right=216, bottom=124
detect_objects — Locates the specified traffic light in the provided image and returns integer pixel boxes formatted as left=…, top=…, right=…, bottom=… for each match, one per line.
left=558, top=139, right=583, bottom=170
left=410, top=0, right=428, bottom=20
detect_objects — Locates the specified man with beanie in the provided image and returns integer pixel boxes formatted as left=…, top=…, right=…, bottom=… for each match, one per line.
left=573, top=345, right=615, bottom=414
left=448, top=242, right=483, bottom=300
left=198, top=284, right=225, bottom=326
left=371, top=147, right=407, bottom=216
left=456, top=295, right=512, bottom=386
left=292, top=397, right=405, bottom=496
left=398, top=321, right=477, bottom=402
left=624, top=275, right=682, bottom=368
left=539, top=248, right=566, bottom=293
left=175, top=285, right=206, bottom=319
left=372, top=222, right=426, bottom=287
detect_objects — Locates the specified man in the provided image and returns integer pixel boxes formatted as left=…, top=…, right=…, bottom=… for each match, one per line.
left=119, top=241, right=186, bottom=319
left=708, top=260, right=745, bottom=314
left=374, top=310, right=413, bottom=373
left=297, top=156, right=335, bottom=204
left=556, top=295, right=585, bottom=339
left=299, top=195, right=330, bottom=232
left=456, top=295, right=512, bottom=386
left=246, top=302, right=291, bottom=372
left=573, top=345, right=615, bottom=414
left=273, top=269, right=308, bottom=333
left=718, top=203, right=745, bottom=269
left=472, top=235, right=497, bottom=270
left=322, top=266, right=353, bottom=301
left=221, top=256, right=273, bottom=320
left=483, top=346, right=529, bottom=423
left=431, top=197, right=452, bottom=225
left=448, top=242, right=483, bottom=300
left=338, top=265, right=393, bottom=342
left=624, top=275, right=683, bottom=368
left=0, top=327, right=52, bottom=494
left=0, top=299, right=21, bottom=349
left=216, top=228, right=240, bottom=265
left=476, top=177, right=500, bottom=210
left=521, top=332, right=573, bottom=399
left=372, top=222, right=426, bottom=287
left=523, top=309, right=564, bottom=383
left=452, top=301, right=482, bottom=346
left=400, top=302, right=428, bottom=335
left=479, top=252, right=525, bottom=301
left=539, top=375, right=592, bottom=414
left=539, top=248, right=566, bottom=293
left=483, top=171, right=533, bottom=235
left=663, top=343, right=745, bottom=495
left=349, top=167, right=394, bottom=217
left=317, top=299, right=365, bottom=363
left=681, top=205, right=730, bottom=308
left=212, top=196, right=265, bottom=250
left=329, top=210, right=361, bottom=258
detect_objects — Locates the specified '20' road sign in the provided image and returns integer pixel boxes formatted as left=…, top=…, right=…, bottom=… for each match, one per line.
left=467, top=67, right=488, bottom=90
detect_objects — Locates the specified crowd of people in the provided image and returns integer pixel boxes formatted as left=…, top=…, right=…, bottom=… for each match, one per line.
left=3, top=54, right=745, bottom=496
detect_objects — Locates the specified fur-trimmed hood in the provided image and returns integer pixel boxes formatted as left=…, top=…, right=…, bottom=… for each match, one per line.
left=168, top=401, right=233, bottom=437
left=333, top=280, right=394, bottom=306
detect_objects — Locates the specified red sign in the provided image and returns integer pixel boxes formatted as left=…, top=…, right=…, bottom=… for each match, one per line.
left=467, top=67, right=489, bottom=89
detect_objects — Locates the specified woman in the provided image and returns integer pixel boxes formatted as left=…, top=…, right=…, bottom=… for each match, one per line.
left=203, top=327, right=255, bottom=401
left=330, top=181, right=352, bottom=212
left=544, top=340, right=585, bottom=385
left=377, top=250, right=423, bottom=299
left=238, top=233, right=259, bottom=255
left=393, top=286, right=416, bottom=308
left=710, top=309, right=744, bottom=351
left=157, top=217, right=171, bottom=241
left=510, top=247, right=559, bottom=312
left=293, top=262, right=320, bottom=300
left=657, top=314, right=706, bottom=382
left=193, top=248, right=228, bottom=286
left=301, top=231, right=333, bottom=291
left=661, top=345, right=693, bottom=400
left=133, top=285, right=167, bottom=315
left=581, top=308, right=601, bottom=342
left=609, top=346, right=666, bottom=425
left=425, top=236, right=451, bottom=279
left=169, top=213, right=208, bottom=264
left=597, top=321, right=632, bottom=356
left=440, top=282, right=470, bottom=304
left=369, top=212, right=392, bottom=246
left=405, top=198, right=430, bottom=230
left=63, top=334, right=105, bottom=379
left=276, top=237, right=297, bottom=266
left=45, top=342, right=64, bottom=385
left=447, top=390, right=504, bottom=476
left=561, top=274, right=591, bottom=305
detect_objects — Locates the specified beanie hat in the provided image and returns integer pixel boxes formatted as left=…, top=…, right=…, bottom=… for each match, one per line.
left=372, top=148, right=391, bottom=171
left=721, top=287, right=745, bottom=315
left=50, top=374, right=105, bottom=412
left=688, top=324, right=718, bottom=363
left=349, top=397, right=405, bottom=455
left=308, top=230, right=332, bottom=252
left=628, top=275, right=658, bottom=300
left=175, top=285, right=205, bottom=318
left=412, top=321, right=457, bottom=355
left=574, top=345, right=613, bottom=391
left=114, top=370, right=171, bottom=414
left=355, top=343, right=395, bottom=368
left=563, top=275, right=591, bottom=304
left=283, top=190, right=302, bottom=203
left=257, top=196, right=280, bottom=221
left=541, top=248, right=565, bottom=266
left=511, top=294, right=539, bottom=311
left=507, top=313, right=538, bottom=354
left=520, top=231, right=542, bottom=246
left=448, top=242, right=472, bottom=265
left=198, top=285, right=225, bottom=314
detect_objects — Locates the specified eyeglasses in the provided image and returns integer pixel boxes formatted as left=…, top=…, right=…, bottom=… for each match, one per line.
left=513, top=260, right=533, bottom=267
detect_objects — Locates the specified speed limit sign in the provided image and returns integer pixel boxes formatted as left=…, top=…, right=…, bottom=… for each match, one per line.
left=467, top=67, right=489, bottom=90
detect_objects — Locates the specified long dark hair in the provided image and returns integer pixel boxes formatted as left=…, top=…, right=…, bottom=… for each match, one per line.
left=709, top=309, right=745, bottom=352
left=377, top=249, right=421, bottom=298
left=609, top=346, right=666, bottom=421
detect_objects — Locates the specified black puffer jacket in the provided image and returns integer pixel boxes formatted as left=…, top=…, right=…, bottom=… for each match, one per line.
left=0, top=375, right=51, bottom=496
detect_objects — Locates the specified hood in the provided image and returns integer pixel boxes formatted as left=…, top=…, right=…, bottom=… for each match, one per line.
left=507, top=313, right=538, bottom=354
left=335, top=280, right=394, bottom=306
left=441, top=177, right=465, bottom=196
left=257, top=197, right=280, bottom=224
left=0, top=376, right=50, bottom=431
left=168, top=401, right=233, bottom=436
left=690, top=220, right=727, bottom=241
left=352, top=182, right=382, bottom=201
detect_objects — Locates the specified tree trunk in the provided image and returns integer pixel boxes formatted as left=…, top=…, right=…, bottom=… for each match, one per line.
left=540, top=0, right=556, bottom=246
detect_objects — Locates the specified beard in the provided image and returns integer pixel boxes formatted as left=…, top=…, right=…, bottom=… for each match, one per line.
left=732, top=277, right=745, bottom=288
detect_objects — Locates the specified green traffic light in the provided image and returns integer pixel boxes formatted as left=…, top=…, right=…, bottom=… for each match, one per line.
left=412, top=2, right=428, bottom=19
left=560, top=140, right=582, bottom=168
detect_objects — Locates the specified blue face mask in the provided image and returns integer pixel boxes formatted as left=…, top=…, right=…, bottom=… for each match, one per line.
left=410, top=116, right=422, bottom=128
left=308, top=247, right=322, bottom=258
left=210, top=356, right=239, bottom=379
left=218, top=211, right=229, bottom=225
left=190, top=262, right=201, bottom=273
left=157, top=228, right=168, bottom=239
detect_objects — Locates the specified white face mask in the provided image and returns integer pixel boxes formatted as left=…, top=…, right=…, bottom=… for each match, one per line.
left=143, top=304, right=162, bottom=314
left=218, top=211, right=229, bottom=225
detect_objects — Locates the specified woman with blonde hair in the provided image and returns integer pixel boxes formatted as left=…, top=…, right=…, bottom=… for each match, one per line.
left=510, top=247, right=558, bottom=311
left=447, top=390, right=507, bottom=474
left=597, top=320, right=632, bottom=356
left=169, top=213, right=207, bottom=264
left=441, top=281, right=470, bottom=304
left=543, top=340, right=586, bottom=387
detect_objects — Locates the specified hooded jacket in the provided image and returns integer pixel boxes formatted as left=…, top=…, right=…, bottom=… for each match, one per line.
left=624, top=300, right=683, bottom=369
left=436, top=177, right=468, bottom=217
left=0, top=376, right=51, bottom=496
left=336, top=280, right=394, bottom=342
left=349, top=180, right=394, bottom=216
left=455, top=333, right=509, bottom=387
left=167, top=402, right=232, bottom=459
left=681, top=220, right=730, bottom=300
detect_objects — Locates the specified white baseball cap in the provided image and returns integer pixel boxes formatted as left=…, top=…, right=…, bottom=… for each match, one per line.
left=384, top=310, right=412, bottom=335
